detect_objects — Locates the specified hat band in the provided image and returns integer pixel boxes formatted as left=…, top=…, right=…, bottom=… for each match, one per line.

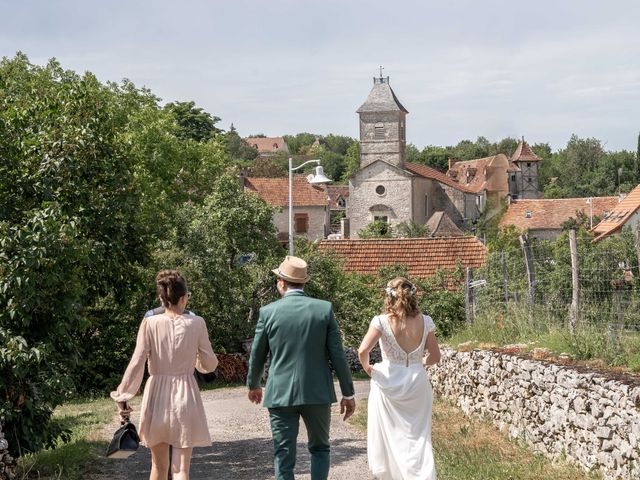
left=277, top=269, right=307, bottom=281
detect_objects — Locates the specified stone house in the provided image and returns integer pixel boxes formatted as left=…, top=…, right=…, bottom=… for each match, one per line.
left=500, top=196, right=619, bottom=240
left=243, top=176, right=329, bottom=243
left=446, top=137, right=543, bottom=208
left=592, top=184, right=640, bottom=241
left=244, top=136, right=289, bottom=156
left=347, top=76, right=485, bottom=238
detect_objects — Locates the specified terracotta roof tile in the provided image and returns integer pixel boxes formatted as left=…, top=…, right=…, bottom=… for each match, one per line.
left=244, top=137, right=289, bottom=153
left=405, top=162, right=475, bottom=193
left=244, top=176, right=328, bottom=207
left=318, top=237, right=486, bottom=288
left=512, top=138, right=542, bottom=162
left=327, top=185, right=349, bottom=210
left=592, top=185, right=640, bottom=241
left=500, top=196, right=619, bottom=232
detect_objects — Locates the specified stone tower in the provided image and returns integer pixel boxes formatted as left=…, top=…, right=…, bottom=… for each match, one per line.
left=511, top=137, right=542, bottom=199
left=356, top=76, right=408, bottom=169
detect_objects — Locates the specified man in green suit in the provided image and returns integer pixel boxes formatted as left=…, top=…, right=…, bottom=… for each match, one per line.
left=247, top=255, right=356, bottom=480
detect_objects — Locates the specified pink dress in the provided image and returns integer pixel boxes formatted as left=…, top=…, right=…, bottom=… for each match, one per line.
left=111, top=313, right=218, bottom=448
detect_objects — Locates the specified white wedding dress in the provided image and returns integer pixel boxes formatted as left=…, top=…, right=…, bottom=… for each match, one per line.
left=367, top=314, right=437, bottom=480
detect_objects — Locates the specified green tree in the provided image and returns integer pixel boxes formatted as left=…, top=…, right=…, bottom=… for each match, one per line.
left=164, top=100, right=222, bottom=142
left=339, top=142, right=360, bottom=183
left=283, top=133, right=317, bottom=154
left=225, top=124, right=259, bottom=163
left=169, top=173, right=283, bottom=349
left=394, top=220, right=430, bottom=238
left=0, top=53, right=150, bottom=455
left=358, top=220, right=393, bottom=238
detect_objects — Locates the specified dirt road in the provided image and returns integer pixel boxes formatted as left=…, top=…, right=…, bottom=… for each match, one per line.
left=88, top=380, right=373, bottom=480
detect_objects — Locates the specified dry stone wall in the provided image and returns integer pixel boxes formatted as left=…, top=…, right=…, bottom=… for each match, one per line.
left=0, top=424, right=16, bottom=480
left=429, top=348, right=640, bottom=480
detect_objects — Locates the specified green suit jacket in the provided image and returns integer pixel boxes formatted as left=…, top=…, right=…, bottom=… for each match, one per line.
left=247, top=291, right=355, bottom=408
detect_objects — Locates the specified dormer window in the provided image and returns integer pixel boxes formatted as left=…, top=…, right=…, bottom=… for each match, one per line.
left=337, top=197, right=346, bottom=208
left=525, top=211, right=532, bottom=218
left=273, top=143, right=279, bottom=150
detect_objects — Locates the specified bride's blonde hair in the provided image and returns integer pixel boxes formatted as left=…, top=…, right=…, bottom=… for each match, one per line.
left=384, top=277, right=419, bottom=327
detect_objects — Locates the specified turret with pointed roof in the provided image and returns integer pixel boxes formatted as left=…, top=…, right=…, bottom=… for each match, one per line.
left=511, top=137, right=542, bottom=199
left=357, top=76, right=408, bottom=169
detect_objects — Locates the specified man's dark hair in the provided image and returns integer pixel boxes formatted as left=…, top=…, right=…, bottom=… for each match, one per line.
left=283, top=280, right=304, bottom=290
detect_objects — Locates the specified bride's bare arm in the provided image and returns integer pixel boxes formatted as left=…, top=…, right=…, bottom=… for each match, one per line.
left=423, top=331, right=441, bottom=366
left=358, top=325, right=382, bottom=376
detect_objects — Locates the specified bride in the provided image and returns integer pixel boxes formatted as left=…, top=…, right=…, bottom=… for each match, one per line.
left=358, top=277, right=441, bottom=480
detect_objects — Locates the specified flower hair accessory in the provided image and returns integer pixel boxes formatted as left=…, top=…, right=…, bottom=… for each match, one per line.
left=385, top=283, right=417, bottom=297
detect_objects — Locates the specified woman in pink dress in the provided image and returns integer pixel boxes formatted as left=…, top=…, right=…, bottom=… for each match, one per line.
left=111, top=270, right=218, bottom=480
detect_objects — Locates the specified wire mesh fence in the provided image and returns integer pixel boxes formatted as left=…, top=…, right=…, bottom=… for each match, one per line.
left=467, top=229, right=640, bottom=335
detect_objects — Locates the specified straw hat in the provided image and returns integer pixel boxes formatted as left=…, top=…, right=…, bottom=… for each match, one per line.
left=272, top=255, right=310, bottom=283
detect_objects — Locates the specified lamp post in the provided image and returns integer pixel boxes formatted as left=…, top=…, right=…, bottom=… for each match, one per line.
left=289, top=157, right=331, bottom=256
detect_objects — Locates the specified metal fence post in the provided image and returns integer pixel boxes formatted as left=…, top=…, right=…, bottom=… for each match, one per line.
left=519, top=235, right=536, bottom=323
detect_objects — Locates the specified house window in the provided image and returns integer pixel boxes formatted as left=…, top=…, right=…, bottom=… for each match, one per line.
left=525, top=211, right=532, bottom=218
left=527, top=177, right=532, bottom=183
left=337, top=197, right=346, bottom=208
left=375, top=185, right=386, bottom=196
left=511, top=175, right=516, bottom=181
left=527, top=162, right=531, bottom=167
left=374, top=123, right=385, bottom=140
left=273, top=143, right=279, bottom=150
left=374, top=215, right=388, bottom=223
left=294, top=213, right=309, bottom=233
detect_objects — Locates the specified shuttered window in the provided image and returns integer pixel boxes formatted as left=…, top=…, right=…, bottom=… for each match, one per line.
left=294, top=213, right=309, bottom=233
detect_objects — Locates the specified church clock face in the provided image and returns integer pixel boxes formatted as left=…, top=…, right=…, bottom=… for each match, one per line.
left=375, top=185, right=386, bottom=196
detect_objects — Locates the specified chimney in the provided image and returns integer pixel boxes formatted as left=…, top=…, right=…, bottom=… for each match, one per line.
left=341, top=218, right=350, bottom=239
left=448, top=158, right=457, bottom=171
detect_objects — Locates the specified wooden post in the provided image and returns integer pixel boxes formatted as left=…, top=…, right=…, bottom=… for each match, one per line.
left=465, top=267, right=475, bottom=325
left=569, top=229, right=580, bottom=332
left=519, top=235, right=536, bottom=323
left=501, top=250, right=509, bottom=303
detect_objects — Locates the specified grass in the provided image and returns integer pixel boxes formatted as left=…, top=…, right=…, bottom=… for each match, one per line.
left=448, top=300, right=640, bottom=372
left=349, top=395, right=603, bottom=480
left=16, top=396, right=135, bottom=480
left=16, top=380, right=241, bottom=479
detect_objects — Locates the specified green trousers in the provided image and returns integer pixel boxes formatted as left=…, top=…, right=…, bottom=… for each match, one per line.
left=268, top=404, right=331, bottom=480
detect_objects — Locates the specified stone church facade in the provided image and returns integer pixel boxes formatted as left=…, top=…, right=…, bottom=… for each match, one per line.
left=347, top=76, right=484, bottom=237
left=346, top=76, right=542, bottom=238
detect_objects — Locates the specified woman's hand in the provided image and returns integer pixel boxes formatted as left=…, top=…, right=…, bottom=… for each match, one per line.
left=117, top=401, right=133, bottom=419
left=364, top=364, right=374, bottom=377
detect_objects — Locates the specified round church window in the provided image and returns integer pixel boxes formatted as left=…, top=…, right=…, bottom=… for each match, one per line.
left=375, top=185, right=386, bottom=196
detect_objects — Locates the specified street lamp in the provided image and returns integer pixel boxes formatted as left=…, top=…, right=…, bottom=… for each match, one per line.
left=289, top=157, right=331, bottom=255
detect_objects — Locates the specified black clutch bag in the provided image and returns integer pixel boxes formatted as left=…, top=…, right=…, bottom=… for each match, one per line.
left=106, top=413, right=140, bottom=459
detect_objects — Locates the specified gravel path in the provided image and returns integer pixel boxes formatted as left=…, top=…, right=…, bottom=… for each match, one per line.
left=88, top=380, right=373, bottom=480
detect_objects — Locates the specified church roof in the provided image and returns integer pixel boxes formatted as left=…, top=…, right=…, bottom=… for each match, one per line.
left=244, top=176, right=328, bottom=207
left=512, top=138, right=542, bottom=162
left=500, top=196, right=619, bottom=232
left=357, top=77, right=408, bottom=114
left=426, top=212, right=465, bottom=237
left=592, top=185, right=640, bottom=241
left=318, top=237, right=486, bottom=288
left=405, top=162, right=476, bottom=193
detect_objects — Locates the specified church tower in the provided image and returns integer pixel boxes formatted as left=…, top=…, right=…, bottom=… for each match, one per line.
left=357, top=75, right=408, bottom=169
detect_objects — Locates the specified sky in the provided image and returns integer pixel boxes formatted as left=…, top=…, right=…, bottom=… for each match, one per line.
left=1, top=0, right=639, bottom=152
